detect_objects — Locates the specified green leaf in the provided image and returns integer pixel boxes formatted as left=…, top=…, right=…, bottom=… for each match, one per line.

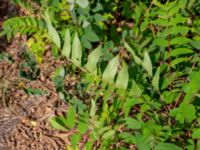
left=116, top=62, right=129, bottom=90
left=43, top=11, right=61, bottom=49
left=85, top=45, right=102, bottom=73
left=180, top=103, right=196, bottom=123
left=97, top=126, right=110, bottom=135
left=72, top=32, right=82, bottom=66
left=82, top=36, right=92, bottom=49
left=102, top=130, right=115, bottom=140
left=183, top=70, right=200, bottom=103
left=192, top=129, right=200, bottom=139
left=66, top=105, right=76, bottom=129
left=123, top=98, right=140, bottom=117
left=170, top=15, right=187, bottom=25
left=76, top=0, right=89, bottom=8
left=85, top=31, right=99, bottom=42
left=152, top=0, right=162, bottom=7
left=119, top=132, right=136, bottom=144
left=152, top=19, right=168, bottom=26
left=78, top=119, right=88, bottom=134
left=170, top=37, right=191, bottom=45
left=90, top=99, right=96, bottom=117
left=142, top=51, right=153, bottom=77
left=152, top=67, right=160, bottom=91
left=85, top=142, right=93, bottom=150
left=62, top=28, right=71, bottom=58
left=70, top=133, right=81, bottom=150
left=171, top=48, right=194, bottom=57
left=135, top=132, right=150, bottom=150
left=124, top=118, right=142, bottom=129
left=129, top=80, right=143, bottom=97
left=102, top=55, right=119, bottom=83
left=153, top=38, right=168, bottom=47
left=155, top=143, right=182, bottom=150
left=50, top=116, right=67, bottom=131
left=171, top=57, right=187, bottom=66
left=67, top=0, right=74, bottom=2
left=78, top=112, right=89, bottom=134
left=53, top=66, right=65, bottom=78
left=123, top=41, right=142, bottom=65
left=190, top=40, right=200, bottom=50
left=94, top=14, right=106, bottom=22
left=168, top=26, right=189, bottom=36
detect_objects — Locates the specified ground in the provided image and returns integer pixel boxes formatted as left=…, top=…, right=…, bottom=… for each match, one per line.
left=0, top=1, right=73, bottom=149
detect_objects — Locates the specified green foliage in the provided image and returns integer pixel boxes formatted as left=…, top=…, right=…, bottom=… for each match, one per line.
left=43, top=11, right=61, bottom=49
left=2, top=0, right=200, bottom=149
left=0, top=16, right=44, bottom=41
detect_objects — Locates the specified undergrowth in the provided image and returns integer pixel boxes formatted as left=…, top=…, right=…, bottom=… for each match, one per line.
left=1, top=0, right=200, bottom=149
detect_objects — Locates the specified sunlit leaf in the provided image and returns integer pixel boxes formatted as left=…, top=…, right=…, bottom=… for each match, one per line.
left=78, top=119, right=88, bottom=134
left=129, top=80, right=143, bottom=97
left=72, top=32, right=82, bottom=66
left=123, top=41, right=142, bottom=65
left=97, top=126, right=110, bottom=135
left=116, top=61, right=129, bottom=90
left=76, top=0, right=89, bottom=8
left=43, top=11, right=61, bottom=49
left=50, top=116, right=67, bottom=131
left=66, top=105, right=76, bottom=129
left=102, top=130, right=115, bottom=140
left=84, top=142, right=93, bottom=150
left=152, top=67, right=160, bottom=91
left=124, top=118, right=142, bottom=129
left=62, top=28, right=71, bottom=58
left=71, top=133, right=81, bottom=150
left=142, top=51, right=152, bottom=77
left=67, top=145, right=73, bottom=150
left=90, top=99, right=96, bottom=117
left=85, top=45, right=102, bottom=73
left=102, top=55, right=119, bottom=83
left=67, top=0, right=74, bottom=2
left=192, top=129, right=200, bottom=139
left=180, top=103, right=196, bottom=123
